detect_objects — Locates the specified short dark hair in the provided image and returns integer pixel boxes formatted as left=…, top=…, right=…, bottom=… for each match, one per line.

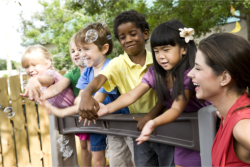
left=113, top=10, right=150, bottom=41
left=75, top=22, right=113, bottom=56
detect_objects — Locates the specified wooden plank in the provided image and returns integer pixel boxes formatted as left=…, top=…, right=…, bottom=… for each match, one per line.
left=75, top=136, right=83, bottom=167
left=9, top=75, right=30, bottom=167
left=0, top=77, right=16, bottom=167
left=58, top=71, right=66, bottom=76
left=37, top=104, right=52, bottom=167
left=24, top=98, right=43, bottom=167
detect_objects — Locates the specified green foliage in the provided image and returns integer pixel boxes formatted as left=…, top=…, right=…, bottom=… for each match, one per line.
left=19, top=0, right=250, bottom=70
left=0, top=59, right=18, bottom=70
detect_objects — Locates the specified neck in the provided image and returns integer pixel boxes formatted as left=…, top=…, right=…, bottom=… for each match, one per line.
left=93, top=57, right=107, bottom=76
left=79, top=66, right=84, bottom=74
left=210, top=90, right=241, bottom=119
left=128, top=49, right=147, bottom=67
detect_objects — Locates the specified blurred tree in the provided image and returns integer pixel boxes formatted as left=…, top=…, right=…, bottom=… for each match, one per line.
left=0, top=59, right=19, bottom=70
left=19, top=0, right=250, bottom=70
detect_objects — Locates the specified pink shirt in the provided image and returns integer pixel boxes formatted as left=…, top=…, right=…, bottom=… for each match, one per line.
left=42, top=69, right=75, bottom=108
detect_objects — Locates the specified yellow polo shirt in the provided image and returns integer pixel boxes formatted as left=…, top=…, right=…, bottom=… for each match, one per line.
left=99, top=50, right=158, bottom=114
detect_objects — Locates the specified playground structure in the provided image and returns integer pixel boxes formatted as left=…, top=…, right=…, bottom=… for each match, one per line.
left=0, top=73, right=217, bottom=167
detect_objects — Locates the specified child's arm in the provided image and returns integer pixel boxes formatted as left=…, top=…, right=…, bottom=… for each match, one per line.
left=133, top=101, right=165, bottom=131
left=136, top=89, right=192, bottom=144
left=21, top=74, right=55, bottom=102
left=97, top=83, right=150, bottom=117
left=78, top=74, right=108, bottom=119
left=42, top=77, right=71, bottom=100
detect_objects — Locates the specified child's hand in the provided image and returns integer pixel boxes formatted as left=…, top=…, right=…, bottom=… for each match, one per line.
left=78, top=116, right=96, bottom=126
left=26, top=77, right=43, bottom=102
left=79, top=93, right=99, bottom=120
left=136, top=120, right=156, bottom=145
left=216, top=111, right=222, bottom=119
left=133, top=116, right=151, bottom=132
left=97, top=102, right=110, bottom=117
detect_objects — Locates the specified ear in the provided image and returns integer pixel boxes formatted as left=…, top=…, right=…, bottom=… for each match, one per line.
left=102, top=43, right=109, bottom=55
left=181, top=45, right=187, bottom=56
left=143, top=29, right=149, bottom=41
left=45, top=60, right=52, bottom=69
left=220, top=71, right=232, bottom=87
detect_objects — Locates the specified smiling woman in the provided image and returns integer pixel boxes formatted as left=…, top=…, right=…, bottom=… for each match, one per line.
left=188, top=33, right=250, bottom=167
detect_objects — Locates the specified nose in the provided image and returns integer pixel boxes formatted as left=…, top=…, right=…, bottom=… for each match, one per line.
left=28, top=65, right=34, bottom=72
left=187, top=68, right=194, bottom=78
left=125, top=35, right=132, bottom=43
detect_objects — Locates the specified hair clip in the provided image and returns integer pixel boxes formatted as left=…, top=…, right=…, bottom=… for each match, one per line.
left=106, top=35, right=112, bottom=40
left=179, top=27, right=195, bottom=43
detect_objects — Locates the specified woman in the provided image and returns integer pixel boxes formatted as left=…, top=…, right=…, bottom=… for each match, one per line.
left=188, top=33, right=250, bottom=166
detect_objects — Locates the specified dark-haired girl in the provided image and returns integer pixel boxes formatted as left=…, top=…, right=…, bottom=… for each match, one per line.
left=188, top=33, right=250, bottom=167
left=98, top=20, right=211, bottom=167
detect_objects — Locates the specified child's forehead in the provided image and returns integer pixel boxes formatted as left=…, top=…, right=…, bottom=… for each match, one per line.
left=117, top=22, right=141, bottom=34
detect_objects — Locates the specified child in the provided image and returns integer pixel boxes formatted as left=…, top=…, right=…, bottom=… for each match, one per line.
left=188, top=33, right=250, bottom=166
left=78, top=10, right=175, bottom=167
left=20, top=44, right=75, bottom=109
left=97, top=20, right=211, bottom=167
left=71, top=22, right=130, bottom=167
left=31, top=35, right=92, bottom=167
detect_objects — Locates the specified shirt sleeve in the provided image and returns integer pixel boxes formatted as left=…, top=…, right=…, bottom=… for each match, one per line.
left=64, top=70, right=73, bottom=84
left=183, top=69, right=195, bottom=90
left=76, top=68, right=88, bottom=90
left=99, top=58, right=120, bottom=92
left=43, top=69, right=62, bottom=83
left=141, top=66, right=155, bottom=89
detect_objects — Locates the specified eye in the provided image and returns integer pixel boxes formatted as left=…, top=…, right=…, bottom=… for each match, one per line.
left=195, top=67, right=200, bottom=71
left=131, top=33, right=136, bottom=36
left=78, top=49, right=82, bottom=51
left=164, top=49, right=169, bottom=52
left=154, top=50, right=159, bottom=53
left=119, top=36, right=125, bottom=40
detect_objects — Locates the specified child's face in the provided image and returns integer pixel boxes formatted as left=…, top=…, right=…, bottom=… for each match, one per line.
left=24, top=59, right=48, bottom=77
left=117, top=22, right=148, bottom=57
left=70, top=42, right=84, bottom=67
left=188, top=50, right=222, bottom=101
left=153, top=45, right=186, bottom=71
left=81, top=43, right=105, bottom=67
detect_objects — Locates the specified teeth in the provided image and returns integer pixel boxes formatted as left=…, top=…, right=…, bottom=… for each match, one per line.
left=194, top=83, right=199, bottom=86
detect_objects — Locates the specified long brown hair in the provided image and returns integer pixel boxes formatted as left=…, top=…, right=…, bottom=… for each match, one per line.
left=199, top=33, right=250, bottom=112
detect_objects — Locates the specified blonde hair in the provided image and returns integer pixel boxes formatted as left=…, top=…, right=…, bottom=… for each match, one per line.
left=21, top=45, right=52, bottom=68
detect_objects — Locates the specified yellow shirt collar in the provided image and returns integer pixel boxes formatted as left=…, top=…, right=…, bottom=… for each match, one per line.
left=121, top=49, right=153, bottom=68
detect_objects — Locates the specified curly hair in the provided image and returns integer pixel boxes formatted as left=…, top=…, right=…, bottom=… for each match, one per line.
left=113, top=10, right=150, bottom=41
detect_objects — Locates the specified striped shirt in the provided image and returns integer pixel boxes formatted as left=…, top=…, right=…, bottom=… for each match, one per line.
left=42, top=69, right=75, bottom=108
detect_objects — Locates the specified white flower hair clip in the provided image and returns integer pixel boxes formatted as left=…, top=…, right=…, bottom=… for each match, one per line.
left=179, top=27, right=195, bottom=43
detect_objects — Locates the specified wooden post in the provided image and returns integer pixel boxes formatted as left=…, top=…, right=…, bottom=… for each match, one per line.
left=0, top=77, right=16, bottom=167
left=75, top=137, right=83, bottom=167
left=37, top=104, right=52, bottom=167
left=9, top=75, right=30, bottom=167
left=24, top=98, right=43, bottom=167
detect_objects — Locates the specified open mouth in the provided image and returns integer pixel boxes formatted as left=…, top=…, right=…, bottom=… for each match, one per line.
left=193, top=82, right=200, bottom=91
left=161, top=62, right=168, bottom=67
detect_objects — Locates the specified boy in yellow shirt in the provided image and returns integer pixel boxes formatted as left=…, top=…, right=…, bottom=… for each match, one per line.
left=79, top=10, right=174, bottom=167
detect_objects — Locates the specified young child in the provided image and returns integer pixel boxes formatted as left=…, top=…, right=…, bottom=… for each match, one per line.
left=30, top=35, right=92, bottom=167
left=188, top=33, right=250, bottom=166
left=78, top=10, right=175, bottom=167
left=97, top=20, right=212, bottom=167
left=20, top=44, right=75, bottom=109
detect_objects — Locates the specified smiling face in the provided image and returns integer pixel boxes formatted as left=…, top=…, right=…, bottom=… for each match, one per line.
left=117, top=22, right=148, bottom=57
left=23, top=54, right=49, bottom=77
left=70, top=41, right=85, bottom=67
left=80, top=43, right=106, bottom=68
left=153, top=45, right=186, bottom=71
left=187, top=50, right=223, bottom=101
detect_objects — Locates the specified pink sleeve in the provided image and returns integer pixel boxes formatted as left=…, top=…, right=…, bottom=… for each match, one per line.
left=141, top=66, right=156, bottom=89
left=43, top=69, right=62, bottom=83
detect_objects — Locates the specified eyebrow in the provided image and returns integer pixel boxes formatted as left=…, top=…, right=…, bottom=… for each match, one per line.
left=195, top=63, right=201, bottom=66
left=154, top=45, right=170, bottom=49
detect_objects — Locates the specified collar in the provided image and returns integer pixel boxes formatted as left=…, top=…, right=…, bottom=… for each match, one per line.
left=121, top=49, right=153, bottom=68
